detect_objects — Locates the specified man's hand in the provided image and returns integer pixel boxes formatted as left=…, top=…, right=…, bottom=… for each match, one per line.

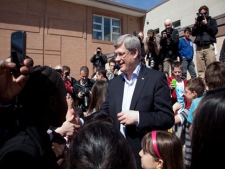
left=0, top=58, right=33, bottom=105
left=201, top=17, right=207, bottom=25
left=117, top=110, right=139, bottom=126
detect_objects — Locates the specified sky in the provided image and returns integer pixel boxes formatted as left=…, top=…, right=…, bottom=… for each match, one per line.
left=112, top=0, right=165, bottom=10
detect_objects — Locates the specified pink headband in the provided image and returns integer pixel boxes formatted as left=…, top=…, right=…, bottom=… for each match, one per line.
left=152, top=130, right=162, bottom=159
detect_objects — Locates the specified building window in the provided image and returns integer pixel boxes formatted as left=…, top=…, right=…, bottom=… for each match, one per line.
left=172, top=20, right=181, bottom=29
left=154, top=28, right=159, bottom=35
left=93, top=15, right=121, bottom=41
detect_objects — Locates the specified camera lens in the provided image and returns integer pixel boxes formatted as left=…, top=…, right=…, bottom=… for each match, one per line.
left=149, top=36, right=154, bottom=42
left=65, top=72, right=69, bottom=76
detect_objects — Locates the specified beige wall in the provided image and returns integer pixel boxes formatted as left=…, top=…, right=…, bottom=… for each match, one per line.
left=144, top=0, right=225, bottom=35
left=0, top=0, right=142, bottom=79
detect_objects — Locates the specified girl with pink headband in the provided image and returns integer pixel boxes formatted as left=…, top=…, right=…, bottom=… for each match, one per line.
left=139, top=130, right=183, bottom=169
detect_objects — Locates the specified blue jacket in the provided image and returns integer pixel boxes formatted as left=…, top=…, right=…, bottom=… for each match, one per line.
left=178, top=38, right=194, bottom=61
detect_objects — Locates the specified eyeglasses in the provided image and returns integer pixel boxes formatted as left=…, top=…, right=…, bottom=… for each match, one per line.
left=114, top=51, right=129, bottom=58
left=165, top=24, right=171, bottom=26
left=201, top=12, right=208, bottom=15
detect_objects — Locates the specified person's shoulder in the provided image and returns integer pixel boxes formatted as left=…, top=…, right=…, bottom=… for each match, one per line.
left=0, top=130, right=39, bottom=156
left=192, top=96, right=203, bottom=104
left=188, top=38, right=193, bottom=43
left=108, top=74, right=122, bottom=84
left=172, top=28, right=178, bottom=32
left=143, top=67, right=165, bottom=77
left=179, top=38, right=185, bottom=42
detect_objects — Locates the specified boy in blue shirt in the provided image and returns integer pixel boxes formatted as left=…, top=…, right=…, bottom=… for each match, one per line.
left=179, top=27, right=197, bottom=79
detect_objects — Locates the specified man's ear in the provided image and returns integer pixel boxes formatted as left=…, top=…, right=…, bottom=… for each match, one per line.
left=156, top=159, right=164, bottom=169
left=133, top=48, right=139, bottom=59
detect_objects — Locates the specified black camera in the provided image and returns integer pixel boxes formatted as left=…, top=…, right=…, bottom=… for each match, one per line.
left=197, top=13, right=204, bottom=22
left=149, top=36, right=154, bottom=42
left=166, top=30, right=171, bottom=39
left=97, top=51, right=101, bottom=55
left=77, top=84, right=90, bottom=108
left=65, top=72, right=69, bottom=77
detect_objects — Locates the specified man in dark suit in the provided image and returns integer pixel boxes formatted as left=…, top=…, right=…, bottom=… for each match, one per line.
left=101, top=34, right=174, bottom=169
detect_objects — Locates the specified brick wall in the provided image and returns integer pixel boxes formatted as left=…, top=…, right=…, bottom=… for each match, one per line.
left=0, top=0, right=142, bottom=79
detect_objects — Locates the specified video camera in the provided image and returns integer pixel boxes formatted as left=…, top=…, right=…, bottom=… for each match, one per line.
left=148, top=36, right=154, bottom=43
left=197, top=13, right=204, bottom=22
left=166, top=30, right=171, bottom=39
left=76, top=84, right=90, bottom=108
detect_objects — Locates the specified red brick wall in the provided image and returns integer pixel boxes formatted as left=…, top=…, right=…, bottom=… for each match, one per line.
left=0, top=0, right=142, bottom=79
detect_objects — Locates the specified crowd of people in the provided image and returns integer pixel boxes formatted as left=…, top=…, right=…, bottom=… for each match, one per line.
left=1, top=4, right=225, bottom=169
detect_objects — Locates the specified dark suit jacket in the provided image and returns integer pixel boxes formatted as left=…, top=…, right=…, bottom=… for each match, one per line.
left=101, top=65, right=174, bottom=169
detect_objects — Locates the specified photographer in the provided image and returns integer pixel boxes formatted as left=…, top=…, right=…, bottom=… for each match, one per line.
left=145, top=29, right=161, bottom=70
left=192, top=5, right=218, bottom=78
left=160, top=19, right=179, bottom=75
left=73, top=66, right=94, bottom=113
left=90, top=47, right=107, bottom=69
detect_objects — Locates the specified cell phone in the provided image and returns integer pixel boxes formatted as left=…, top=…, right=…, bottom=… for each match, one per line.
left=10, top=30, right=26, bottom=75
left=171, top=79, right=177, bottom=87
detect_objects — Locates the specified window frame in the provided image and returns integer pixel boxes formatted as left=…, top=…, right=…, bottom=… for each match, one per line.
left=93, top=14, right=121, bottom=42
left=172, top=20, right=181, bottom=29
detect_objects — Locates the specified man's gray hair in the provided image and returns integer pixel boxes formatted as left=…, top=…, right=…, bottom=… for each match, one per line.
left=165, top=19, right=172, bottom=25
left=114, top=34, right=141, bottom=59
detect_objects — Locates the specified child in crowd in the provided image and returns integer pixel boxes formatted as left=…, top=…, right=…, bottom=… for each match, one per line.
left=68, top=121, right=136, bottom=169
left=186, top=61, right=225, bottom=169
left=173, top=78, right=205, bottom=151
left=167, top=61, right=191, bottom=110
left=139, top=130, right=183, bottom=169
left=178, top=27, right=197, bottom=79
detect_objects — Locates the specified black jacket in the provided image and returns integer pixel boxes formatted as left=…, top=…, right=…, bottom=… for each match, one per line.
left=192, top=16, right=218, bottom=46
left=90, top=54, right=107, bottom=68
left=0, top=127, right=60, bottom=169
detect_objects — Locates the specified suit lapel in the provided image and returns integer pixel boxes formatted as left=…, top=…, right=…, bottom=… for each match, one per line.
left=116, top=75, right=125, bottom=113
left=130, top=66, right=148, bottom=110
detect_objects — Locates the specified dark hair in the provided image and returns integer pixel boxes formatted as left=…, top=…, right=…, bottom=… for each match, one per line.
left=80, top=66, right=89, bottom=74
left=204, top=61, right=225, bottom=90
left=141, top=130, right=183, bottom=169
left=109, top=58, right=116, bottom=65
left=62, top=65, right=71, bottom=74
left=198, top=5, right=209, bottom=13
left=96, top=67, right=108, bottom=80
left=171, top=61, right=183, bottom=71
left=87, top=80, right=108, bottom=114
left=186, top=77, right=205, bottom=97
left=191, top=87, right=225, bottom=169
left=67, top=121, right=137, bottom=169
left=96, top=47, right=101, bottom=50
left=147, top=29, right=155, bottom=36
left=184, top=27, right=191, bottom=33
left=84, top=110, right=114, bottom=125
left=19, top=66, right=67, bottom=130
